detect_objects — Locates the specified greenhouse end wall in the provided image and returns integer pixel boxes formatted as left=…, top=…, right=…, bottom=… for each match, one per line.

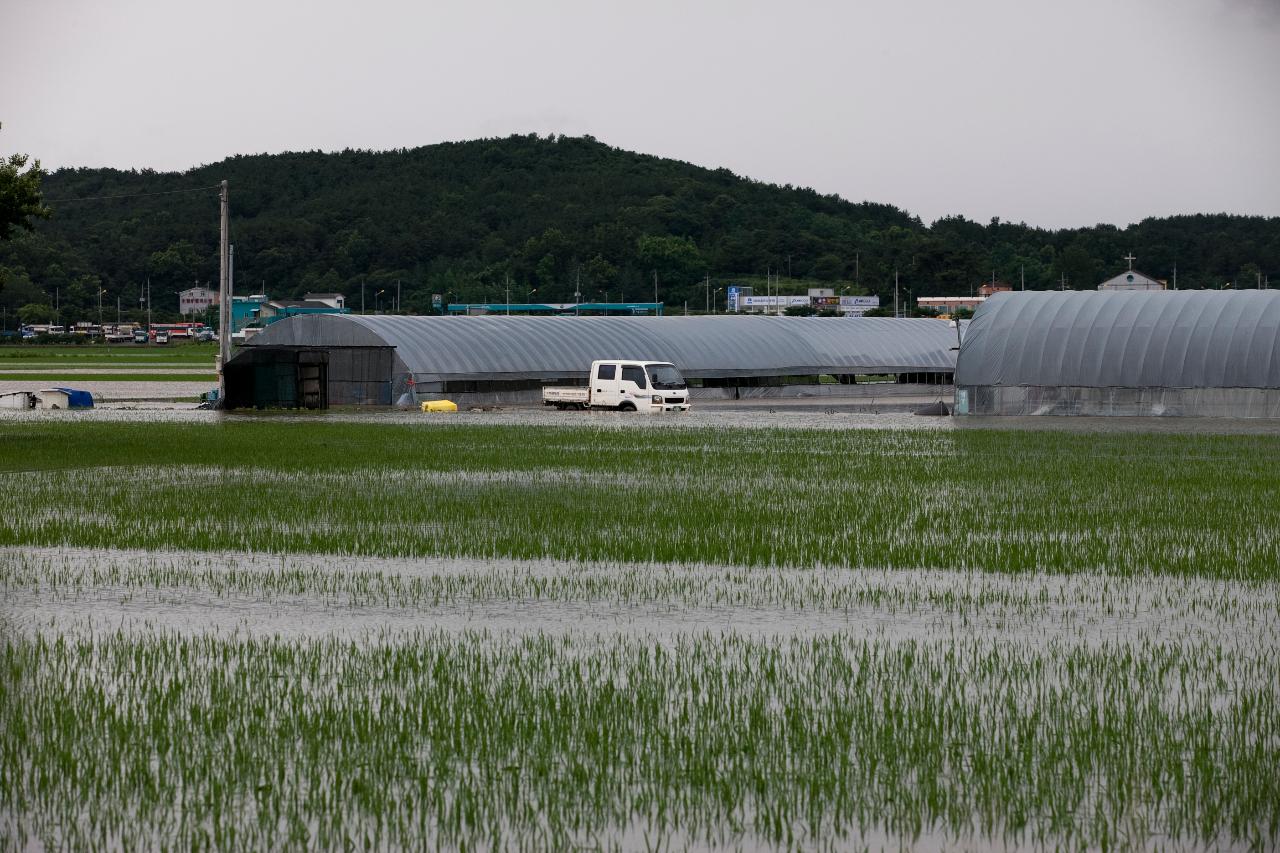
left=956, top=385, right=1280, bottom=418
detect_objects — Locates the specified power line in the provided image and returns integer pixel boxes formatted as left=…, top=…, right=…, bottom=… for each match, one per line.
left=44, top=184, right=222, bottom=204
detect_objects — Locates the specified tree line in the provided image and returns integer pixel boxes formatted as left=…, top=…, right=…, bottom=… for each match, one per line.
left=1, top=133, right=1277, bottom=326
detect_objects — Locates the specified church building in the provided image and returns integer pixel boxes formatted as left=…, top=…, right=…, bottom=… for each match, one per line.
left=1098, top=254, right=1165, bottom=290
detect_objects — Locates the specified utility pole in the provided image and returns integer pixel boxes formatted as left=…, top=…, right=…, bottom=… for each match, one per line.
left=704, top=273, right=710, bottom=314
left=1021, top=265, right=1025, bottom=290
left=396, top=279, right=401, bottom=313
left=855, top=252, right=860, bottom=289
left=653, top=270, right=658, bottom=309
left=505, top=274, right=510, bottom=316
left=217, top=180, right=230, bottom=402
left=361, top=277, right=365, bottom=314
left=146, top=279, right=152, bottom=332
left=1173, top=263, right=1178, bottom=290
left=116, top=296, right=121, bottom=326
left=894, top=270, right=900, bottom=318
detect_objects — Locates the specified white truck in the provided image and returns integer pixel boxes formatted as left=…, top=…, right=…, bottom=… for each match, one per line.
left=542, top=360, right=691, bottom=412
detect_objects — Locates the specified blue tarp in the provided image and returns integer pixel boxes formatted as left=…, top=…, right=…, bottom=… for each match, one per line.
left=51, top=387, right=95, bottom=408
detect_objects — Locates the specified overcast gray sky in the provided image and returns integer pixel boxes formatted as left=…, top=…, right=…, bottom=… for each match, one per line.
left=3, top=0, right=1278, bottom=228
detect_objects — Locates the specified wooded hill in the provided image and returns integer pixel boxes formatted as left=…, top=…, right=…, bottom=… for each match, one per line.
left=1, top=133, right=1276, bottom=322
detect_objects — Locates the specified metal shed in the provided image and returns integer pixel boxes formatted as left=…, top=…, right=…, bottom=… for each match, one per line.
left=227, top=314, right=960, bottom=408
left=955, top=290, right=1280, bottom=417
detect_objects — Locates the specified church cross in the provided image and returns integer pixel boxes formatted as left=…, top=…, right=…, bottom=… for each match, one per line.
left=1123, top=253, right=1136, bottom=270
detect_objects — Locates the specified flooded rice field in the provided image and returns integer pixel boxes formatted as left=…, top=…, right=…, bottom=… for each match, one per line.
left=2, top=419, right=1278, bottom=850
left=9, top=547, right=1278, bottom=650
left=6, top=396, right=1280, bottom=434
left=4, top=546, right=1276, bottom=851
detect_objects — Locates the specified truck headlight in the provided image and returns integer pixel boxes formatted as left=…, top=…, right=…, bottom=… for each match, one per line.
left=652, top=395, right=662, bottom=403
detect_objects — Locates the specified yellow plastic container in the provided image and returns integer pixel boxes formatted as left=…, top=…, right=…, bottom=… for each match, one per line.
left=421, top=399, right=458, bottom=413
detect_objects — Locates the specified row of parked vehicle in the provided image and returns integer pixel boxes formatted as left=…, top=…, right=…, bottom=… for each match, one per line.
left=10, top=324, right=216, bottom=344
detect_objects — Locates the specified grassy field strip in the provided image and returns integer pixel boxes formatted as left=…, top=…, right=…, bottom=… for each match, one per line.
left=0, top=373, right=217, bottom=382
left=2, top=546, right=1277, bottom=850
left=0, top=345, right=217, bottom=358
left=0, top=361, right=207, bottom=368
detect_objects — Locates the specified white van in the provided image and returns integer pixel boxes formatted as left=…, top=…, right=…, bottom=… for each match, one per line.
left=543, top=360, right=691, bottom=412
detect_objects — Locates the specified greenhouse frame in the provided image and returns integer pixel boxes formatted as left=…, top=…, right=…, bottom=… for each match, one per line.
left=955, top=290, right=1280, bottom=417
left=224, top=314, right=961, bottom=409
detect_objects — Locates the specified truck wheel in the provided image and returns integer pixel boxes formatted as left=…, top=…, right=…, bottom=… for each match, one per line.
left=618, top=402, right=636, bottom=412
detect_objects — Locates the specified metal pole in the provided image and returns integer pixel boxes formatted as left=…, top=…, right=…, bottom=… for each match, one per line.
left=397, top=279, right=401, bottom=312
left=217, top=180, right=230, bottom=401
left=894, top=270, right=899, bottom=318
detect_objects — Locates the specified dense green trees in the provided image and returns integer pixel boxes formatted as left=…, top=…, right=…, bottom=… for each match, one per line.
left=0, top=150, right=50, bottom=241
left=0, top=133, right=1275, bottom=325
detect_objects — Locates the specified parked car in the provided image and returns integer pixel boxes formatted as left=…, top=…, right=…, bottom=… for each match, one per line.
left=132, top=329, right=149, bottom=344
left=155, top=330, right=170, bottom=345
left=195, top=328, right=215, bottom=342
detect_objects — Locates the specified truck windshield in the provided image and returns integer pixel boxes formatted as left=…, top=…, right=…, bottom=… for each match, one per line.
left=647, top=364, right=686, bottom=390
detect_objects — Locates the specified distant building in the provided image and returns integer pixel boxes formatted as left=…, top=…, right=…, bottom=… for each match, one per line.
left=1099, top=255, right=1165, bottom=290
left=261, top=298, right=350, bottom=325
left=230, top=295, right=268, bottom=333
left=179, top=286, right=217, bottom=316
left=303, top=292, right=346, bottom=310
left=918, top=296, right=986, bottom=313
left=918, top=283, right=1012, bottom=315
left=729, top=285, right=879, bottom=315
left=1099, top=271, right=1165, bottom=291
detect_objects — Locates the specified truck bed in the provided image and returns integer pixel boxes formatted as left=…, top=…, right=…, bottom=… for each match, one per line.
left=542, top=387, right=590, bottom=407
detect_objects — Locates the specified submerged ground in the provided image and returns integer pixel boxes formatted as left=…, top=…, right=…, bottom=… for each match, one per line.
left=2, top=419, right=1278, bottom=850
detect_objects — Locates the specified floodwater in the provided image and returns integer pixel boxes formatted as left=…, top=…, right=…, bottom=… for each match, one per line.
left=4, top=397, right=1280, bottom=434
left=0, top=379, right=210, bottom=400
left=6, top=547, right=1276, bottom=655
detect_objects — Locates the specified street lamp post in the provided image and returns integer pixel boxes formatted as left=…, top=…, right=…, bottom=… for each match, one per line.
left=714, top=287, right=723, bottom=314
left=376, top=290, right=385, bottom=314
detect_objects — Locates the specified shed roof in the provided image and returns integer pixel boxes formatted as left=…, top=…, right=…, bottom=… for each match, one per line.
left=955, top=290, right=1280, bottom=389
left=246, top=314, right=959, bottom=381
